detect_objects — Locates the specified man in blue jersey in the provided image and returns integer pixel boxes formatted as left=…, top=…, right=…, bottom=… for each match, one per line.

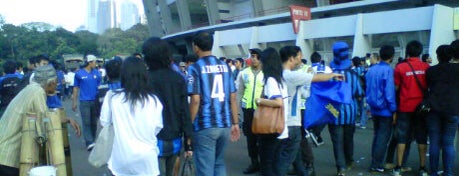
left=187, top=31, right=240, bottom=176
left=72, top=54, right=101, bottom=151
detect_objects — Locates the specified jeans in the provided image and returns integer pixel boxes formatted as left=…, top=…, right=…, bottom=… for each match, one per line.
left=357, top=99, right=368, bottom=127
left=159, top=154, right=179, bottom=176
left=328, top=124, right=355, bottom=171
left=242, top=108, right=259, bottom=160
left=370, top=115, right=393, bottom=168
left=277, top=127, right=306, bottom=176
left=79, top=100, right=98, bottom=146
left=193, top=128, right=230, bottom=176
left=426, top=111, right=459, bottom=176
left=259, top=134, right=281, bottom=176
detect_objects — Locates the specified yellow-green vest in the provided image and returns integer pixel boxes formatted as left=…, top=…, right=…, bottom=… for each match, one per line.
left=240, top=67, right=264, bottom=109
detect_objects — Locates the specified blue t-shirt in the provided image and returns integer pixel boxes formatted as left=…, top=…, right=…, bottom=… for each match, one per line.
left=47, top=95, right=62, bottom=108
left=74, top=69, right=101, bottom=101
left=187, top=55, right=236, bottom=131
left=56, top=70, right=65, bottom=90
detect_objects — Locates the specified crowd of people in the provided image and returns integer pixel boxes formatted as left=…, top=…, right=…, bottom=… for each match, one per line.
left=0, top=30, right=458, bottom=176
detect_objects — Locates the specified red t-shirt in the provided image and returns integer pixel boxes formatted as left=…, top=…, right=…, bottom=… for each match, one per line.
left=394, top=58, right=430, bottom=112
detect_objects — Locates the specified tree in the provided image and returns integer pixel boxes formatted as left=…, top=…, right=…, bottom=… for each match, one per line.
left=75, top=30, right=99, bottom=56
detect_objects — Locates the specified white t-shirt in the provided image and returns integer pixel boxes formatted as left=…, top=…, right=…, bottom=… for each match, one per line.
left=283, top=70, right=313, bottom=127
left=65, top=72, right=75, bottom=86
left=264, top=77, right=289, bottom=139
left=100, top=90, right=163, bottom=176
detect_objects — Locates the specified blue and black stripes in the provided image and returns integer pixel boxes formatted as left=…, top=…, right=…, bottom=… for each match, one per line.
left=187, top=56, right=236, bottom=131
left=331, top=69, right=363, bottom=125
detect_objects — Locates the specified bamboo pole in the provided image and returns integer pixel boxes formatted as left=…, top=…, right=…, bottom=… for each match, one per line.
left=46, top=111, right=67, bottom=176
left=57, top=108, right=73, bottom=176
left=19, top=112, right=38, bottom=176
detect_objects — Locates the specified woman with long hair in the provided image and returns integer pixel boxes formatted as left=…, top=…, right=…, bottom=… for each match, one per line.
left=255, top=47, right=289, bottom=176
left=100, top=57, right=163, bottom=176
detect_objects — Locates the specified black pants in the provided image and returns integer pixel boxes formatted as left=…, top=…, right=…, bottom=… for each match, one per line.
left=243, top=108, right=259, bottom=160
left=0, top=164, right=19, bottom=176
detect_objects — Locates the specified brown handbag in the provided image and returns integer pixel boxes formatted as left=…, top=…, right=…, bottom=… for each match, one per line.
left=252, top=87, right=285, bottom=135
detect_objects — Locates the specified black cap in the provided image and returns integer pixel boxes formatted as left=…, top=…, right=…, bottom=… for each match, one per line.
left=249, top=48, right=262, bottom=56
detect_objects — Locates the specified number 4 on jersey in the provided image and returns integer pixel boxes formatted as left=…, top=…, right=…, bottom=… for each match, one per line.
left=211, top=74, right=225, bottom=102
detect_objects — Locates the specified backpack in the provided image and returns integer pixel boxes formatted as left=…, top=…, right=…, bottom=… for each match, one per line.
left=0, top=76, right=23, bottom=108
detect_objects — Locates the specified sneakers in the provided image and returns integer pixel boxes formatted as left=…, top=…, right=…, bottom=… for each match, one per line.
left=392, top=168, right=401, bottom=176
left=401, top=167, right=412, bottom=172
left=419, top=168, right=428, bottom=176
left=336, top=169, right=346, bottom=176
left=87, top=143, right=95, bottom=151
left=384, top=163, right=396, bottom=170
left=370, top=167, right=384, bottom=173
left=243, top=163, right=259, bottom=174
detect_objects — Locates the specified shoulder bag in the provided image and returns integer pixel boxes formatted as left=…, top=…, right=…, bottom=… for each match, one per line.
left=406, top=62, right=431, bottom=116
left=252, top=86, right=285, bottom=135
left=88, top=92, right=115, bottom=168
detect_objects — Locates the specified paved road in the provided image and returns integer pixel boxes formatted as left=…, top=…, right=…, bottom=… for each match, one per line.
left=62, top=99, right=459, bottom=176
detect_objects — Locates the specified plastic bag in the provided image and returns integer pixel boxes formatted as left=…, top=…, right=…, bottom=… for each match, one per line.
left=88, top=125, right=114, bottom=168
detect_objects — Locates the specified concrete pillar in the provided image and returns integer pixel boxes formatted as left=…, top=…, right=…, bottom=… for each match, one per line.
left=316, top=0, right=330, bottom=7
left=296, top=21, right=314, bottom=64
left=142, top=0, right=163, bottom=37
left=252, top=0, right=263, bottom=17
left=158, top=0, right=173, bottom=34
left=176, top=0, right=192, bottom=31
left=212, top=31, right=224, bottom=57
left=352, top=14, right=371, bottom=58
left=205, top=0, right=220, bottom=25
left=249, top=27, right=262, bottom=50
left=428, top=4, right=456, bottom=65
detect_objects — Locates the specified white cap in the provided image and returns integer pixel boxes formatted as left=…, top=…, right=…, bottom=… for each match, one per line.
left=86, top=55, right=97, bottom=62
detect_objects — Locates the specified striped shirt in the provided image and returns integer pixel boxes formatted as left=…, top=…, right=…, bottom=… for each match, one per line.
left=0, top=82, right=48, bottom=168
left=187, top=56, right=236, bottom=131
left=331, top=69, right=363, bottom=125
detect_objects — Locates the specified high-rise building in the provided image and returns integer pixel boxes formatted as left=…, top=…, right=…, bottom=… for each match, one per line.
left=120, top=0, right=140, bottom=30
left=87, top=0, right=98, bottom=33
left=97, top=0, right=117, bottom=34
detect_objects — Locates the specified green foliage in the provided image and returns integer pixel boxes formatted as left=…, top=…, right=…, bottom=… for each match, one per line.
left=0, top=21, right=150, bottom=63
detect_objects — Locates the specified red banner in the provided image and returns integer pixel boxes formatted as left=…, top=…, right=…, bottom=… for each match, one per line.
left=289, top=5, right=311, bottom=34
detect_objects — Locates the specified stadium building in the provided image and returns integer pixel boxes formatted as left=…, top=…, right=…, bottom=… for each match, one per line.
left=143, top=0, right=459, bottom=65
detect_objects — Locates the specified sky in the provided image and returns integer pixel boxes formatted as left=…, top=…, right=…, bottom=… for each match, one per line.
left=0, top=0, right=144, bottom=32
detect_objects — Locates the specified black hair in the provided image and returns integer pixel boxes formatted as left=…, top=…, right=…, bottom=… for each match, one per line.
left=120, top=56, right=156, bottom=111
left=219, top=57, right=227, bottom=62
left=379, top=45, right=395, bottom=61
left=192, top=31, right=213, bottom=52
left=105, top=57, right=123, bottom=81
left=436, top=45, right=452, bottom=63
left=406, top=40, right=423, bottom=57
left=184, top=54, right=199, bottom=63
left=352, top=57, right=361, bottom=66
left=279, top=46, right=301, bottom=63
left=15, top=61, right=23, bottom=70
left=36, top=54, right=50, bottom=62
left=235, top=58, right=244, bottom=65
left=301, top=59, right=307, bottom=64
left=450, top=39, right=459, bottom=59
left=3, top=60, right=16, bottom=74
left=225, top=59, right=233, bottom=65
left=397, top=57, right=405, bottom=64
left=421, top=54, right=429, bottom=62
left=261, top=47, right=283, bottom=88
left=310, top=52, right=322, bottom=63
left=142, top=37, right=172, bottom=71
left=29, top=56, right=38, bottom=65
left=366, top=53, right=371, bottom=58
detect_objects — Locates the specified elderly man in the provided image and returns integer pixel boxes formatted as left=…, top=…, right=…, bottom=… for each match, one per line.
left=0, top=65, right=80, bottom=176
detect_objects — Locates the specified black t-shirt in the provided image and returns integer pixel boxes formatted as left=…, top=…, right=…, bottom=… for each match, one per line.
left=426, top=63, right=459, bottom=115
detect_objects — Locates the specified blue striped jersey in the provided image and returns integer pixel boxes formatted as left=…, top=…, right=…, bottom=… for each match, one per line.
left=330, top=69, right=363, bottom=125
left=187, top=56, right=236, bottom=131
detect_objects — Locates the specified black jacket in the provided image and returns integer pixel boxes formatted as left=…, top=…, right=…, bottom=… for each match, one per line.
left=426, top=63, right=459, bottom=115
left=149, top=68, right=193, bottom=140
